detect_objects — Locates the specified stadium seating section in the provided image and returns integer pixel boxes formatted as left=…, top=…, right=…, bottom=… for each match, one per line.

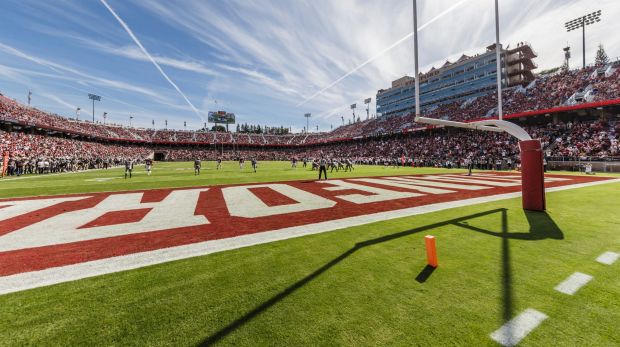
left=1, top=63, right=619, bottom=174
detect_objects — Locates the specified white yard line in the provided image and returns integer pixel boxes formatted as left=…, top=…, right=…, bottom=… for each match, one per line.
left=0, top=178, right=618, bottom=295
left=0, top=166, right=132, bottom=182
left=490, top=308, right=548, bottom=347
left=595, top=251, right=619, bottom=265
left=554, top=272, right=593, bottom=295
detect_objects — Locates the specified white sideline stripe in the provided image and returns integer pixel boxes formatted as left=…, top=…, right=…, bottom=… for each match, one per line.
left=489, top=308, right=548, bottom=347
left=444, top=174, right=520, bottom=183
left=0, top=178, right=618, bottom=295
left=595, top=251, right=619, bottom=265
left=385, top=176, right=489, bottom=190
left=554, top=272, right=593, bottom=295
left=417, top=176, right=520, bottom=187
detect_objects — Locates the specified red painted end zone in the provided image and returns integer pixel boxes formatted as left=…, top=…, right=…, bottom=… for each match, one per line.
left=0, top=173, right=612, bottom=277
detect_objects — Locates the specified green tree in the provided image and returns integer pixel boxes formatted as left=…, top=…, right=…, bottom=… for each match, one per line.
left=595, top=44, right=609, bottom=66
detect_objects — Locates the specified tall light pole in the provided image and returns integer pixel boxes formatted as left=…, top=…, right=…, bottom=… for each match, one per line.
left=413, top=0, right=420, bottom=119
left=28, top=91, right=32, bottom=105
left=76, top=107, right=80, bottom=120
left=494, top=0, right=503, bottom=120
left=565, top=10, right=602, bottom=68
left=350, top=104, right=356, bottom=123
left=129, top=115, right=133, bottom=127
left=102, top=112, right=107, bottom=124
left=563, top=45, right=571, bottom=69
left=364, top=98, right=371, bottom=120
left=88, top=93, right=101, bottom=122
left=304, top=113, right=311, bottom=133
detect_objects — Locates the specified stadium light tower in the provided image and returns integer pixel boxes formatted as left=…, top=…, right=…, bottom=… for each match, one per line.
left=76, top=107, right=80, bottom=121
left=129, top=115, right=133, bottom=127
left=88, top=93, right=101, bottom=122
left=565, top=10, right=602, bottom=68
left=102, top=112, right=107, bottom=125
left=350, top=104, right=356, bottom=123
left=494, top=0, right=503, bottom=120
left=364, top=98, right=371, bottom=120
left=304, top=113, right=311, bottom=133
left=413, top=0, right=420, bottom=119
left=563, top=45, right=571, bottom=69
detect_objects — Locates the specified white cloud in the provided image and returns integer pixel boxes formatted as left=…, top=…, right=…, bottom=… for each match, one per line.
left=99, top=0, right=207, bottom=123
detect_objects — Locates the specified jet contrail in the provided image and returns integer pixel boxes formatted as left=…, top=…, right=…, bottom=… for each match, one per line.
left=297, top=0, right=473, bottom=107
left=100, top=0, right=206, bottom=122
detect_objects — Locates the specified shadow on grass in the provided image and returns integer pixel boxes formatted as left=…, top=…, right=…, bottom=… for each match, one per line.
left=415, top=265, right=436, bottom=283
left=198, top=209, right=562, bottom=346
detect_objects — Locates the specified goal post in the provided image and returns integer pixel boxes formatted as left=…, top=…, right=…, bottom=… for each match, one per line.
left=414, top=116, right=546, bottom=211
left=411, top=0, right=546, bottom=211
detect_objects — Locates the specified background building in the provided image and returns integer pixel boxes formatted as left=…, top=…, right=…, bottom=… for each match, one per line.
left=376, top=43, right=537, bottom=117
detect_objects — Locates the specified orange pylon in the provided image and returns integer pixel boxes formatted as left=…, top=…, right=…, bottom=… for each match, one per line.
left=425, top=235, right=438, bottom=268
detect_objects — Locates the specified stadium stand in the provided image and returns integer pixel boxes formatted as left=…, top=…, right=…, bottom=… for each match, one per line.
left=1, top=63, right=619, bottom=176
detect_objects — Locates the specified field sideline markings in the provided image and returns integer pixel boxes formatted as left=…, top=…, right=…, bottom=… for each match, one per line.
left=0, top=178, right=618, bottom=295
left=489, top=308, right=548, bottom=347
left=596, top=251, right=619, bottom=265
left=554, top=272, right=593, bottom=295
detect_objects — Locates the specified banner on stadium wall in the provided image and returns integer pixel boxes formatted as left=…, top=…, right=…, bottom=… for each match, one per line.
left=208, top=111, right=236, bottom=124
left=2, top=151, right=8, bottom=177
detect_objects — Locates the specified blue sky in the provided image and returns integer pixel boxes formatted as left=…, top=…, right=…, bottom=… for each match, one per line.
left=0, top=0, right=618, bottom=131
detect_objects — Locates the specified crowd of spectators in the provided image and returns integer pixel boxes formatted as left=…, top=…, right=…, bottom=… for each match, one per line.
left=1, top=62, right=619, bottom=176
left=0, top=130, right=151, bottom=176
left=1, top=64, right=618, bottom=147
left=3, top=116, right=617, bottom=177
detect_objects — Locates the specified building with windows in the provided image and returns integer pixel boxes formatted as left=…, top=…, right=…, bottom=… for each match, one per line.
left=376, top=43, right=537, bottom=117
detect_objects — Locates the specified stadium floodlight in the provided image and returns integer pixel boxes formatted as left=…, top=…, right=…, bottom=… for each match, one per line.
left=563, top=46, right=571, bottom=68
left=76, top=107, right=80, bottom=121
left=565, top=10, right=602, bottom=68
left=350, top=104, right=356, bottom=123
left=129, top=115, right=133, bottom=127
left=88, top=93, right=101, bottom=122
left=364, top=98, right=372, bottom=120
left=413, top=0, right=420, bottom=118
left=102, top=112, right=107, bottom=125
left=304, top=113, right=311, bottom=133
left=493, top=0, right=503, bottom=120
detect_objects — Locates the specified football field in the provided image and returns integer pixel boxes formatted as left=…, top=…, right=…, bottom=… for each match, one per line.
left=0, top=162, right=619, bottom=346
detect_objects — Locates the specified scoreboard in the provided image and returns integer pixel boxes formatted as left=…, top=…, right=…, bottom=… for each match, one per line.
left=208, top=111, right=236, bottom=124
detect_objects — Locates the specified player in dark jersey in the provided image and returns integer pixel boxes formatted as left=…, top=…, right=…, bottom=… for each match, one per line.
left=302, top=157, right=307, bottom=168
left=318, top=157, right=327, bottom=180
left=145, top=158, right=153, bottom=176
left=239, top=157, right=245, bottom=170
left=291, top=157, right=297, bottom=168
left=251, top=158, right=258, bottom=173
left=216, top=157, right=222, bottom=170
left=194, top=159, right=201, bottom=176
left=124, top=159, right=133, bottom=179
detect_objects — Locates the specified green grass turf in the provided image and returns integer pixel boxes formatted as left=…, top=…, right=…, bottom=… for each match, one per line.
left=1, top=160, right=618, bottom=199
left=0, top=161, right=471, bottom=199
left=0, top=163, right=618, bottom=346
